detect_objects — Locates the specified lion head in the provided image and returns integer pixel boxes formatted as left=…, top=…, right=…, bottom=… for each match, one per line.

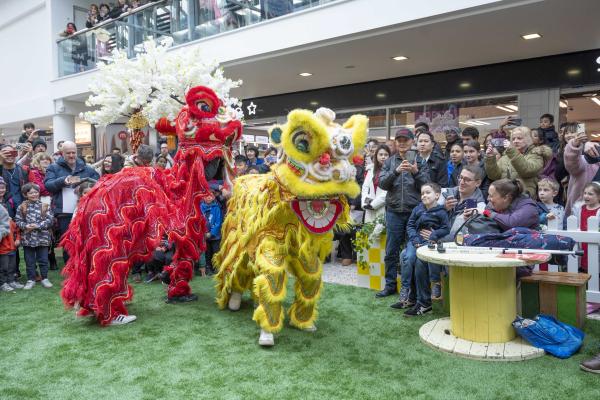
left=269, top=107, right=368, bottom=233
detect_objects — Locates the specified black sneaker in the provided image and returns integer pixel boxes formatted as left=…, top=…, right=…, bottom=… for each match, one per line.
left=390, top=299, right=415, bottom=309
left=144, top=272, right=157, bottom=284
left=404, top=303, right=432, bottom=317
left=375, top=288, right=397, bottom=298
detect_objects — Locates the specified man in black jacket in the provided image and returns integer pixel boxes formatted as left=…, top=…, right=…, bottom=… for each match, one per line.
left=376, top=129, right=430, bottom=297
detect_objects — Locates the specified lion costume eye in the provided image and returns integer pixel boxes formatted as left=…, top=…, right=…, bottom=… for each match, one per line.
left=292, top=130, right=310, bottom=153
left=196, top=100, right=211, bottom=113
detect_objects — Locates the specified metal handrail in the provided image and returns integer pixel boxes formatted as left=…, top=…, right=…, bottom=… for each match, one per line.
left=56, top=0, right=167, bottom=43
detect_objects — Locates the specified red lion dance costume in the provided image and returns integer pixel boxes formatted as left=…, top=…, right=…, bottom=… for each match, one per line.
left=60, top=86, right=242, bottom=325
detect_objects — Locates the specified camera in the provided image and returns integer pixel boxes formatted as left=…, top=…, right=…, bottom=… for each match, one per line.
left=491, top=138, right=505, bottom=147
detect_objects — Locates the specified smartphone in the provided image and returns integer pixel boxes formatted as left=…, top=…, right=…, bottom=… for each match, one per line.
left=9, top=150, right=18, bottom=157
left=464, top=198, right=477, bottom=209
left=15, top=143, right=26, bottom=151
left=491, top=138, right=505, bottom=147
left=577, top=123, right=586, bottom=134
left=70, top=176, right=81, bottom=184
left=506, top=117, right=523, bottom=127
left=404, top=149, right=417, bottom=164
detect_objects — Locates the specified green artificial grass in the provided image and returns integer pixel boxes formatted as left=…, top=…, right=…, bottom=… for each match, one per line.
left=1, top=270, right=600, bottom=400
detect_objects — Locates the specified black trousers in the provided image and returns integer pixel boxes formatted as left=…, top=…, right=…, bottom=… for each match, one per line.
left=205, top=239, right=221, bottom=269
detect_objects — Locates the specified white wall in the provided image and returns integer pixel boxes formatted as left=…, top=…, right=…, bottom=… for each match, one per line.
left=0, top=0, right=53, bottom=127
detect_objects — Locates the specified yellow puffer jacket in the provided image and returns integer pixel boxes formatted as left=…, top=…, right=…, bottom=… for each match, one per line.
left=484, top=145, right=545, bottom=198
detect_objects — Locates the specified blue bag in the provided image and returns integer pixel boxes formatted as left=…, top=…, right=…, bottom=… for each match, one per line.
left=512, top=315, right=584, bottom=359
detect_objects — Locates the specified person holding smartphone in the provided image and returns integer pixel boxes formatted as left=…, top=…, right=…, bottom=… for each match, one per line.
left=376, top=128, right=430, bottom=300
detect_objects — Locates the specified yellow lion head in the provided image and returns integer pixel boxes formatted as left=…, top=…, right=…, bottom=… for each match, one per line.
left=268, top=107, right=368, bottom=199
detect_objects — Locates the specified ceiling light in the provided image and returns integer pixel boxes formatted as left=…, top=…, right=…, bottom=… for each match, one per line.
left=310, top=101, right=319, bottom=106
left=591, top=97, right=600, bottom=107
left=392, top=56, right=408, bottom=61
left=375, top=93, right=386, bottom=99
left=559, top=101, right=568, bottom=108
left=496, top=106, right=514, bottom=112
left=506, top=105, right=519, bottom=111
left=459, top=82, right=471, bottom=89
left=567, top=69, right=581, bottom=76
left=521, top=33, right=541, bottom=40
left=472, top=120, right=490, bottom=125
left=582, top=93, right=597, bottom=97
left=298, top=72, right=313, bottom=77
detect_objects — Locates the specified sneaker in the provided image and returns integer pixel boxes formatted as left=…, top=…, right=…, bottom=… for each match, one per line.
left=1, top=283, right=14, bottom=292
left=109, top=314, right=137, bottom=326
left=23, top=280, right=35, bottom=290
left=431, top=282, right=442, bottom=300
left=228, top=292, right=242, bottom=311
left=8, top=281, right=24, bottom=289
left=375, top=288, right=397, bottom=298
left=258, top=329, right=275, bottom=347
left=404, top=303, right=432, bottom=317
left=144, top=272, right=157, bottom=284
left=41, top=279, right=53, bottom=288
left=390, top=286, right=415, bottom=309
left=580, top=354, right=600, bottom=374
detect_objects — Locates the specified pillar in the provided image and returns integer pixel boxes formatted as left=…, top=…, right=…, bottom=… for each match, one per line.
left=518, top=89, right=560, bottom=128
left=52, top=113, right=75, bottom=152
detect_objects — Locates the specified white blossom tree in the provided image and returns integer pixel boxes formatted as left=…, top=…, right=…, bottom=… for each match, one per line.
left=82, top=37, right=243, bottom=150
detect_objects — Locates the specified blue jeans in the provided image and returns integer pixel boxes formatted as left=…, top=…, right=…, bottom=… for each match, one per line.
left=400, top=242, right=417, bottom=301
left=383, top=210, right=410, bottom=291
left=414, top=259, right=444, bottom=308
left=24, top=246, right=49, bottom=281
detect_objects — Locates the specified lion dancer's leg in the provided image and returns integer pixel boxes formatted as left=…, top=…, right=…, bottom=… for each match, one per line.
left=91, top=259, right=136, bottom=326
left=164, top=238, right=197, bottom=303
left=288, top=240, right=326, bottom=332
left=252, top=238, right=288, bottom=347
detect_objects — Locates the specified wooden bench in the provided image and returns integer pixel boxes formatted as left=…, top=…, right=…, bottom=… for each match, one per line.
left=520, top=271, right=591, bottom=328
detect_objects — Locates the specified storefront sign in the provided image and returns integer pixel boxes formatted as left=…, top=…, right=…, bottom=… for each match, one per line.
left=75, top=121, right=92, bottom=145
left=415, top=104, right=460, bottom=135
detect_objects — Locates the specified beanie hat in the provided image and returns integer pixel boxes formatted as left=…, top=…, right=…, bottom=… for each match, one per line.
left=32, top=138, right=47, bottom=150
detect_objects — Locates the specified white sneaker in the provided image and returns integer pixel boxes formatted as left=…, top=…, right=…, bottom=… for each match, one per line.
left=9, top=281, right=24, bottom=289
left=41, top=279, right=53, bottom=288
left=303, top=325, right=317, bottom=333
left=109, top=314, right=137, bottom=326
left=1, top=283, right=14, bottom=292
left=23, top=280, right=35, bottom=290
left=228, top=291, right=242, bottom=311
left=258, top=329, right=275, bottom=347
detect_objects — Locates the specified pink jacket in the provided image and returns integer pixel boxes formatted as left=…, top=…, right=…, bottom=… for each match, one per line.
left=564, top=139, right=599, bottom=216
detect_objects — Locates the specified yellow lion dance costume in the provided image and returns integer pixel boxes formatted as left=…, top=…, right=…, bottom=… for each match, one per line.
left=214, top=107, right=368, bottom=346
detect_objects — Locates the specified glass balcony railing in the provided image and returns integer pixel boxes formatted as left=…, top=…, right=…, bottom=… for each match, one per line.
left=57, top=0, right=339, bottom=77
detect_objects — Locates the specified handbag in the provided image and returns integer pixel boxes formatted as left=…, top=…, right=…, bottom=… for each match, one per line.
left=512, top=315, right=584, bottom=358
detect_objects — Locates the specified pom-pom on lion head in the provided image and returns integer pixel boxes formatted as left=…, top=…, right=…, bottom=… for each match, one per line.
left=269, top=107, right=368, bottom=199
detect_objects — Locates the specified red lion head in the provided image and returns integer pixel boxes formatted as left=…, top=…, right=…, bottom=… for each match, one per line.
left=155, top=86, right=242, bottom=148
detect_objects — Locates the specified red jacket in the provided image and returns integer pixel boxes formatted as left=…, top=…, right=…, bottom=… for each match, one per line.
left=0, top=220, right=20, bottom=255
left=28, top=168, right=51, bottom=196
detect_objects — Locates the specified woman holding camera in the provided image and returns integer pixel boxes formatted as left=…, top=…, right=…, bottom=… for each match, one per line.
left=361, top=144, right=390, bottom=223
left=484, top=126, right=545, bottom=199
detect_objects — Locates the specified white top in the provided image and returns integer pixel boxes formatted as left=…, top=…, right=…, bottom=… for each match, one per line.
left=416, top=243, right=550, bottom=268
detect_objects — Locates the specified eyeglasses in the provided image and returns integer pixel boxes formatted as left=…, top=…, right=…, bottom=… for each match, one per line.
left=458, top=175, right=476, bottom=183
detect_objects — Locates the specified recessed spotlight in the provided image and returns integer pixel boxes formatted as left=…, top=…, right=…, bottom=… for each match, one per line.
left=344, top=65, right=355, bottom=69
left=375, top=93, right=386, bottom=99
left=567, top=69, right=581, bottom=76
left=559, top=101, right=568, bottom=108
left=298, top=72, right=313, bottom=77
left=591, top=97, right=600, bottom=107
left=506, top=105, right=519, bottom=111
left=521, top=33, right=542, bottom=40
left=310, top=101, right=319, bottom=106
left=391, top=56, right=408, bottom=61
left=459, top=82, right=471, bottom=89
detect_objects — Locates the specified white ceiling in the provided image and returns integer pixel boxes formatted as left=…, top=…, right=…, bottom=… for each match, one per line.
left=224, top=0, right=600, bottom=99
